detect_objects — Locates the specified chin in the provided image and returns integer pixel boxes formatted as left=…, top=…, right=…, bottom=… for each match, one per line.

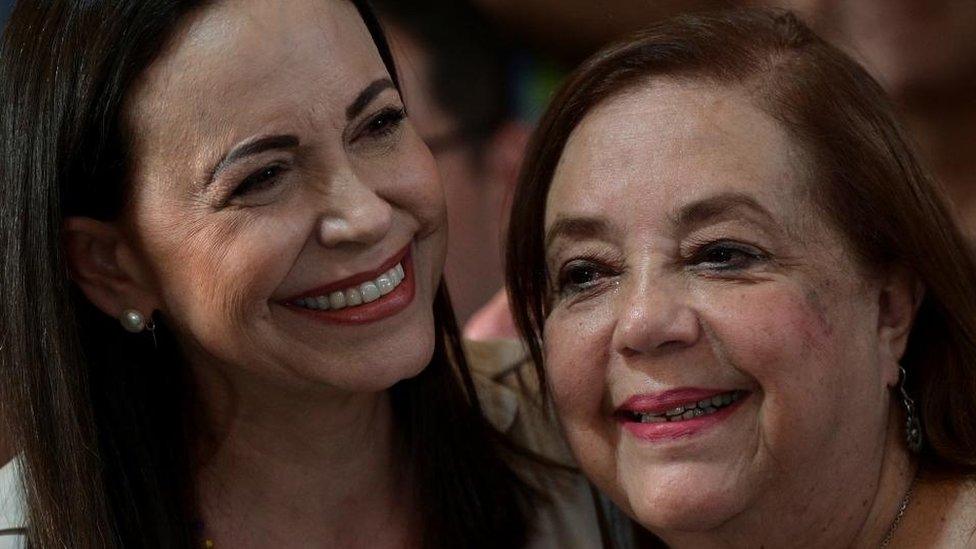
left=328, top=315, right=438, bottom=393
left=620, top=462, right=753, bottom=534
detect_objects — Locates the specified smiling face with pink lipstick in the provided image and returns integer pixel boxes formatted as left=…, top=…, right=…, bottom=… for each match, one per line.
left=538, top=77, right=923, bottom=543
left=507, top=10, right=976, bottom=547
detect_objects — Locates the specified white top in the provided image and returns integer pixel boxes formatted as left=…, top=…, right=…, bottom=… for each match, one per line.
left=0, top=458, right=25, bottom=549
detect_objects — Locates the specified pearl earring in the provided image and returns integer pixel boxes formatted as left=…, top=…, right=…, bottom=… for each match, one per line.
left=120, top=309, right=146, bottom=333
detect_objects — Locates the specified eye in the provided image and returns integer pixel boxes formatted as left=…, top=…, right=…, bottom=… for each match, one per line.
left=231, top=164, right=287, bottom=199
left=557, top=259, right=614, bottom=296
left=689, top=240, right=766, bottom=271
left=360, top=107, right=406, bottom=140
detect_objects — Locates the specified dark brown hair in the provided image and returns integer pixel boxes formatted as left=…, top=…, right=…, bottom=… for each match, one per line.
left=0, top=1, right=534, bottom=547
left=507, top=9, right=976, bottom=474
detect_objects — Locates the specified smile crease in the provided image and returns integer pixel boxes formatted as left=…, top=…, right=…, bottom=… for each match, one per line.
left=293, top=263, right=405, bottom=311
left=628, top=390, right=745, bottom=424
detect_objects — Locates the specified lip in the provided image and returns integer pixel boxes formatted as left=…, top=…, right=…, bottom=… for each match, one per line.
left=282, top=245, right=416, bottom=325
left=616, top=388, right=749, bottom=443
left=286, top=244, right=410, bottom=300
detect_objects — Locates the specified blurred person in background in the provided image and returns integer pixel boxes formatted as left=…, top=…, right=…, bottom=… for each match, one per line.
left=374, top=0, right=531, bottom=340
left=778, top=0, right=976, bottom=237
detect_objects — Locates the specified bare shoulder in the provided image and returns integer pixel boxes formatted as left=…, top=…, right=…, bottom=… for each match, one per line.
left=898, top=475, right=976, bottom=548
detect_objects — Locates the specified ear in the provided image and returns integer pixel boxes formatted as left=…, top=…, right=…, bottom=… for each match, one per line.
left=63, top=217, right=160, bottom=321
left=877, top=267, right=925, bottom=387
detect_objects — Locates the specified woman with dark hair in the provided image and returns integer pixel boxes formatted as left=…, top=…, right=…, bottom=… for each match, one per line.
left=507, top=9, right=976, bottom=547
left=0, top=1, right=603, bottom=547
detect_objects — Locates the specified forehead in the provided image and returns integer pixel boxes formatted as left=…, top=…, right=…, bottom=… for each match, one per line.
left=545, top=79, right=809, bottom=231
left=126, top=0, right=386, bottom=174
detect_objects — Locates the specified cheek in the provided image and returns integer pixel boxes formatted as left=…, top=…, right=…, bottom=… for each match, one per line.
left=544, top=307, right=613, bottom=417
left=139, top=203, right=303, bottom=355
left=543, top=302, right=620, bottom=483
left=394, top=139, right=447, bottom=237
left=389, top=140, right=447, bottom=285
left=699, top=283, right=882, bottom=459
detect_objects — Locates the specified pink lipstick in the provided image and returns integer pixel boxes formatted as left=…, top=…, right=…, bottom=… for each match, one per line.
left=615, top=388, right=749, bottom=442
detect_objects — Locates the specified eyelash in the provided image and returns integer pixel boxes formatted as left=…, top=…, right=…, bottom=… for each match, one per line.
left=358, top=106, right=406, bottom=141
left=230, top=163, right=289, bottom=199
left=556, top=253, right=620, bottom=298
left=225, top=107, right=406, bottom=203
left=685, top=239, right=768, bottom=272
left=554, top=240, right=767, bottom=298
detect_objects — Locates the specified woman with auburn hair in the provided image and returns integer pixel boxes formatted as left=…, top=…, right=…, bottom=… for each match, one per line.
left=507, top=9, right=976, bottom=547
left=0, top=0, right=603, bottom=547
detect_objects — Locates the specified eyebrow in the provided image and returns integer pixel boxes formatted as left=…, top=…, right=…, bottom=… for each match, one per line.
left=205, top=79, right=395, bottom=187
left=671, top=192, right=776, bottom=232
left=545, top=215, right=612, bottom=250
left=207, top=134, right=300, bottom=186
left=346, top=78, right=396, bottom=121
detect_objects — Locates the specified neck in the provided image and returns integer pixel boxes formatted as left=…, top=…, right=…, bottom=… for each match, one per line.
left=658, top=406, right=915, bottom=548
left=192, top=364, right=414, bottom=547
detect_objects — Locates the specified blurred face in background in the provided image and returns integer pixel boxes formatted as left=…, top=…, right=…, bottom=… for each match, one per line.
left=776, top=0, right=976, bottom=99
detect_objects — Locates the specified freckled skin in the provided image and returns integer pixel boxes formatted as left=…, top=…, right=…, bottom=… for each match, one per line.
left=542, top=80, right=907, bottom=546
left=123, top=0, right=447, bottom=394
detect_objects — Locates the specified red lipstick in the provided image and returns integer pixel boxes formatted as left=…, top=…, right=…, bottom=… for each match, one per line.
left=283, top=245, right=416, bottom=325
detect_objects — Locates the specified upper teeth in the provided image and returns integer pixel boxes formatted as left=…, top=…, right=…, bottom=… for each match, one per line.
left=294, top=263, right=405, bottom=311
left=637, top=390, right=743, bottom=424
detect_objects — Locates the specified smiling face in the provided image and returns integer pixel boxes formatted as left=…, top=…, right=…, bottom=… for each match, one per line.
left=120, top=0, right=446, bottom=394
left=542, top=80, right=904, bottom=535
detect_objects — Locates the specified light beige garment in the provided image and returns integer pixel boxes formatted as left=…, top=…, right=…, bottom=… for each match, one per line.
left=465, top=338, right=609, bottom=548
left=0, top=457, right=25, bottom=549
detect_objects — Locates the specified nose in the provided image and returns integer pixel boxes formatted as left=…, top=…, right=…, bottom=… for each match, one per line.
left=317, top=171, right=394, bottom=249
left=611, top=276, right=701, bottom=358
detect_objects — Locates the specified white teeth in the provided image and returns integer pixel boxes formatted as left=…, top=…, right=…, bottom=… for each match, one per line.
left=712, top=395, right=725, bottom=407
left=376, top=274, right=394, bottom=295
left=294, top=261, right=406, bottom=311
left=361, top=282, right=381, bottom=303
left=346, top=287, right=363, bottom=306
